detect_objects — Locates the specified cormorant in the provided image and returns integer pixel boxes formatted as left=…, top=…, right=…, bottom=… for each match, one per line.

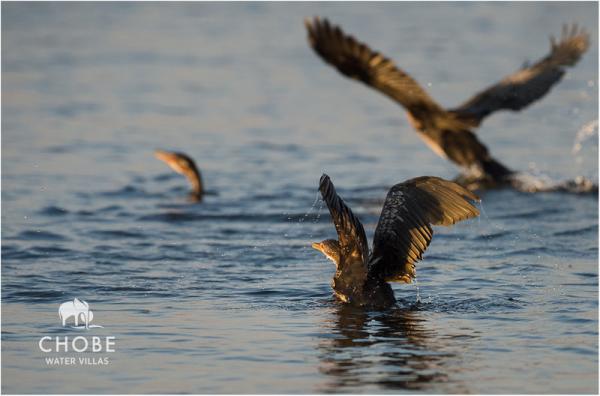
left=312, top=174, right=480, bottom=309
left=154, top=150, right=203, bottom=200
left=306, top=18, right=589, bottom=188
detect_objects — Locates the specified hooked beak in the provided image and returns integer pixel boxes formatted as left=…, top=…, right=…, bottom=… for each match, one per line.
left=311, top=242, right=322, bottom=251
left=154, top=150, right=185, bottom=174
left=154, top=149, right=176, bottom=163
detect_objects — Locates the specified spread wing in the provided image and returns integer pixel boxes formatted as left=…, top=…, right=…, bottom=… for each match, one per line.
left=305, top=17, right=444, bottom=119
left=369, top=177, right=480, bottom=282
left=451, top=24, right=590, bottom=126
left=319, top=174, right=369, bottom=274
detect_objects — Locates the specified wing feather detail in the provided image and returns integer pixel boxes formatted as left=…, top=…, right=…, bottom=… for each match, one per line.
left=318, top=174, right=369, bottom=277
left=369, top=177, right=480, bottom=282
left=451, top=24, right=589, bottom=125
left=305, top=17, right=444, bottom=118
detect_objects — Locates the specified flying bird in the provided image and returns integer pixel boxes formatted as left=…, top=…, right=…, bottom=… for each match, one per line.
left=154, top=150, right=204, bottom=201
left=312, top=174, right=480, bottom=309
left=305, top=18, right=589, bottom=188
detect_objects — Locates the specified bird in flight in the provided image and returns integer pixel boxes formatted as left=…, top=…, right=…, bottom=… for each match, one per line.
left=305, top=18, right=590, bottom=189
left=312, top=174, right=479, bottom=309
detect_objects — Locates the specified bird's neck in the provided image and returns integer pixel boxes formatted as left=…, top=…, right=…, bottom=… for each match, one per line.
left=187, top=170, right=203, bottom=197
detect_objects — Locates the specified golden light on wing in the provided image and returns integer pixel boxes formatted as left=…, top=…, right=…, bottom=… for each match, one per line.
left=305, top=17, right=444, bottom=118
left=305, top=17, right=513, bottom=180
left=451, top=24, right=590, bottom=125
left=318, top=174, right=369, bottom=279
left=369, top=177, right=480, bottom=282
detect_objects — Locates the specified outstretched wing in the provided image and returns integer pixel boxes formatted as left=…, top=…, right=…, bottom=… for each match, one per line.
left=305, top=17, right=444, bottom=119
left=451, top=24, right=590, bottom=126
left=319, top=174, right=369, bottom=273
left=369, top=177, right=480, bottom=282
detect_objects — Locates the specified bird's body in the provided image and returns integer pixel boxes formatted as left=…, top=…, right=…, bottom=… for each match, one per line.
left=305, top=18, right=589, bottom=188
left=154, top=150, right=204, bottom=201
left=312, top=174, right=480, bottom=309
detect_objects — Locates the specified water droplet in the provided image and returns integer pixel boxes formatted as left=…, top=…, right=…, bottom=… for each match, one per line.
left=414, top=277, right=421, bottom=304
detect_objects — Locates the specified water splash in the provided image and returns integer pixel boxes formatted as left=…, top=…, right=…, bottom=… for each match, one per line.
left=509, top=170, right=597, bottom=194
left=414, top=277, right=421, bottom=304
left=274, top=189, right=327, bottom=252
left=518, top=174, right=595, bottom=194
left=294, top=190, right=325, bottom=242
left=297, top=190, right=322, bottom=226
left=502, top=121, right=599, bottom=194
left=478, top=199, right=492, bottom=224
left=572, top=120, right=598, bottom=159
left=312, top=198, right=324, bottom=224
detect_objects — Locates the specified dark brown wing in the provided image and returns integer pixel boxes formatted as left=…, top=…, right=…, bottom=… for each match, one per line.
left=319, top=174, right=369, bottom=275
left=451, top=24, right=590, bottom=126
left=369, top=177, right=480, bottom=283
left=440, top=129, right=512, bottom=179
left=305, top=17, right=444, bottom=119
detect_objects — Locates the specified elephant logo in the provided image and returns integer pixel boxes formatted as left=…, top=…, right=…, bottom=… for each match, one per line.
left=58, top=298, right=101, bottom=329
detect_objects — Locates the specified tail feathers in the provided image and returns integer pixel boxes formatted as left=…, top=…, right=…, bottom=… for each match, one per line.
left=480, top=157, right=513, bottom=180
left=455, top=157, right=514, bottom=190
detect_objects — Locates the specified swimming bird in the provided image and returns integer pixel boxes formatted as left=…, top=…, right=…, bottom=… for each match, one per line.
left=312, top=174, right=479, bottom=309
left=154, top=150, right=203, bottom=200
left=306, top=18, right=589, bottom=188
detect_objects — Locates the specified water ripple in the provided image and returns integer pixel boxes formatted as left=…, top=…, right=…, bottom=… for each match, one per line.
left=12, top=230, right=68, bottom=241
left=37, top=205, right=69, bottom=216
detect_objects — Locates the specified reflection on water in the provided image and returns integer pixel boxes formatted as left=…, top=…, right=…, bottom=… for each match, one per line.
left=317, top=304, right=469, bottom=392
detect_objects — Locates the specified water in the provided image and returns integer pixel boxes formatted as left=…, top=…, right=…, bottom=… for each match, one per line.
left=2, top=2, right=598, bottom=393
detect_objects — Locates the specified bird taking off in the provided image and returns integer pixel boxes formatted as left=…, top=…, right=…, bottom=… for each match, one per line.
left=305, top=18, right=590, bottom=189
left=312, top=174, right=480, bottom=309
left=154, top=150, right=204, bottom=201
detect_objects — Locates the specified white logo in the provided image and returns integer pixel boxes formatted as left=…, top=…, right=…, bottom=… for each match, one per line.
left=38, top=299, right=115, bottom=366
left=58, top=298, right=102, bottom=329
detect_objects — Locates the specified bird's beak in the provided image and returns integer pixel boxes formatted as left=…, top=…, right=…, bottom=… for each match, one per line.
left=154, top=150, right=185, bottom=174
left=311, top=242, right=321, bottom=251
left=154, top=150, right=174, bottom=163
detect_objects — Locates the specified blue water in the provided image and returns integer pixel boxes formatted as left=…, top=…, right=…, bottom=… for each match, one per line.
left=2, top=2, right=598, bottom=393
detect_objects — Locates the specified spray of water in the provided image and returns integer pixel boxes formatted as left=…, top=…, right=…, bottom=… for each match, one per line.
left=280, top=189, right=324, bottom=245
left=505, top=120, right=598, bottom=194
left=295, top=190, right=325, bottom=245
left=414, top=277, right=421, bottom=304
left=509, top=169, right=597, bottom=194
left=571, top=120, right=598, bottom=157
left=475, top=198, right=550, bottom=290
left=296, top=190, right=322, bottom=226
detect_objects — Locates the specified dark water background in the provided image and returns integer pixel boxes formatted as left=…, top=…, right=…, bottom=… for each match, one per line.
left=2, top=2, right=598, bottom=393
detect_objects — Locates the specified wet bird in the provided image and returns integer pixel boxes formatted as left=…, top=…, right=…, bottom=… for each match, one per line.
left=154, top=150, right=203, bottom=201
left=312, top=174, right=479, bottom=309
left=305, top=18, right=590, bottom=188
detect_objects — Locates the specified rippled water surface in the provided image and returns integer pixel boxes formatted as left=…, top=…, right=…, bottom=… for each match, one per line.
left=2, top=2, right=598, bottom=394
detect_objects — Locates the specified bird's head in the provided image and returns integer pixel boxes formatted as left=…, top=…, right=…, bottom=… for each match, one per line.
left=311, top=239, right=341, bottom=268
left=154, top=149, right=203, bottom=196
left=154, top=150, right=198, bottom=176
